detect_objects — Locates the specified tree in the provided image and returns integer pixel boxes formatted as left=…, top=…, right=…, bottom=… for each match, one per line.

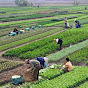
left=72, top=0, right=80, bottom=5
left=15, top=0, right=29, bottom=6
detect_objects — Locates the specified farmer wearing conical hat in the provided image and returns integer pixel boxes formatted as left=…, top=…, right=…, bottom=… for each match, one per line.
left=54, top=38, right=63, bottom=50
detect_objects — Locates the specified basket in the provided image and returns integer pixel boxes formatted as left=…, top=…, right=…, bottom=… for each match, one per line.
left=31, top=26, right=35, bottom=29
left=38, top=25, right=42, bottom=28
left=20, top=30, right=24, bottom=34
left=26, top=28, right=30, bottom=31
left=11, top=75, right=23, bottom=85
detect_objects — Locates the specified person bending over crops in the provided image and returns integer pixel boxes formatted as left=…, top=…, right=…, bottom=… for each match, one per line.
left=54, top=38, right=63, bottom=50
left=25, top=59, right=41, bottom=80
left=74, top=19, right=81, bottom=28
left=63, top=58, right=73, bottom=73
left=36, top=57, right=49, bottom=69
left=13, top=28, right=18, bottom=34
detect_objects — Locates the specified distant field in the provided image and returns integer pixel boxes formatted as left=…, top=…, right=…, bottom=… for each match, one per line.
left=0, top=2, right=16, bottom=7
left=0, top=2, right=88, bottom=7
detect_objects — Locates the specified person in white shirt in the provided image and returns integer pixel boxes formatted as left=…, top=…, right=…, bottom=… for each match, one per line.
left=54, top=38, right=63, bottom=50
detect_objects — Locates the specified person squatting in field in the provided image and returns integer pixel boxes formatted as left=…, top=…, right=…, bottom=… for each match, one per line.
left=54, top=38, right=63, bottom=50
left=74, top=19, right=81, bottom=28
left=62, top=58, right=73, bottom=73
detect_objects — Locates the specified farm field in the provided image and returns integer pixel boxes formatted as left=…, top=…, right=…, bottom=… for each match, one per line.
left=0, top=5, right=88, bottom=88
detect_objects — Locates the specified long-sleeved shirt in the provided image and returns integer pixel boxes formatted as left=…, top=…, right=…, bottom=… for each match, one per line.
left=35, top=57, right=45, bottom=67
left=29, top=60, right=40, bottom=70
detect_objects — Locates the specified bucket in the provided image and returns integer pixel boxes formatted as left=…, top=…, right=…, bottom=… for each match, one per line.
left=38, top=25, right=42, bottom=28
left=31, top=26, right=35, bottom=29
left=11, top=75, right=23, bottom=85
left=20, top=30, right=24, bottom=34
left=26, top=28, right=30, bottom=31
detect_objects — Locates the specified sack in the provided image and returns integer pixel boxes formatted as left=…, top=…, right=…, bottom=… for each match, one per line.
left=67, top=22, right=70, bottom=27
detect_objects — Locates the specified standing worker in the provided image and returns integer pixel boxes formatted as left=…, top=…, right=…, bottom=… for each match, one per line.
left=74, top=19, right=81, bottom=28
left=36, top=57, right=49, bottom=69
left=54, top=38, right=63, bottom=50
left=25, top=59, right=41, bottom=81
left=64, top=17, right=70, bottom=28
left=63, top=58, right=73, bottom=73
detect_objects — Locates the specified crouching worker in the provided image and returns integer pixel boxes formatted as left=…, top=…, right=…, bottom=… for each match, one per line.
left=63, top=58, right=73, bottom=73
left=74, top=19, right=81, bottom=28
left=54, top=38, right=63, bottom=50
left=36, top=57, right=49, bottom=69
left=24, top=59, right=41, bottom=82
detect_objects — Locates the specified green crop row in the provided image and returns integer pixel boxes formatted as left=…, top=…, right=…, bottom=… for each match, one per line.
left=0, top=27, right=55, bottom=46
left=0, top=28, right=63, bottom=51
left=39, top=68, right=64, bottom=79
left=0, top=10, right=69, bottom=22
left=0, top=14, right=84, bottom=30
left=31, top=67, right=88, bottom=88
left=66, top=47, right=88, bottom=64
left=18, top=25, right=88, bottom=59
left=3, top=24, right=88, bottom=59
left=48, top=39, right=88, bottom=61
left=0, top=61, right=23, bottom=73
left=77, top=81, right=88, bottom=88
left=43, top=15, right=88, bottom=27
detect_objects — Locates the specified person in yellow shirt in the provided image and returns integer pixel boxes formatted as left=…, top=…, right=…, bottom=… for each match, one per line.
left=63, top=58, right=73, bottom=73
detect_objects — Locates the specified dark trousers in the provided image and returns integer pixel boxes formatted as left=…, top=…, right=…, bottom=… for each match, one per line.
left=60, top=42, right=63, bottom=49
left=33, top=65, right=41, bottom=80
left=65, top=23, right=67, bottom=28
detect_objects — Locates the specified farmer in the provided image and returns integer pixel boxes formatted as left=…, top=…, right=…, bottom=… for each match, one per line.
left=63, top=58, right=73, bottom=73
left=54, top=38, right=63, bottom=50
left=35, top=57, right=49, bottom=69
left=25, top=59, right=41, bottom=80
left=13, top=28, right=18, bottom=34
left=74, top=19, right=81, bottom=28
left=64, top=17, right=70, bottom=28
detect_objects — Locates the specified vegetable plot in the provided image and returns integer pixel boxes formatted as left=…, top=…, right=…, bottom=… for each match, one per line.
left=0, top=61, right=23, bottom=73
left=3, top=24, right=88, bottom=59
left=39, top=68, right=64, bottom=80
left=77, top=81, right=88, bottom=88
left=31, top=67, right=88, bottom=88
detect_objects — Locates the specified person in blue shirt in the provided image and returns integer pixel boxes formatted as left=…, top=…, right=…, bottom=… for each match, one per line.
left=35, top=57, right=49, bottom=69
left=74, top=19, right=81, bottom=28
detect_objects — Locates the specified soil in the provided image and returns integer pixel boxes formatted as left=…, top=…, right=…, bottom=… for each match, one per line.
left=0, top=58, right=87, bottom=85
